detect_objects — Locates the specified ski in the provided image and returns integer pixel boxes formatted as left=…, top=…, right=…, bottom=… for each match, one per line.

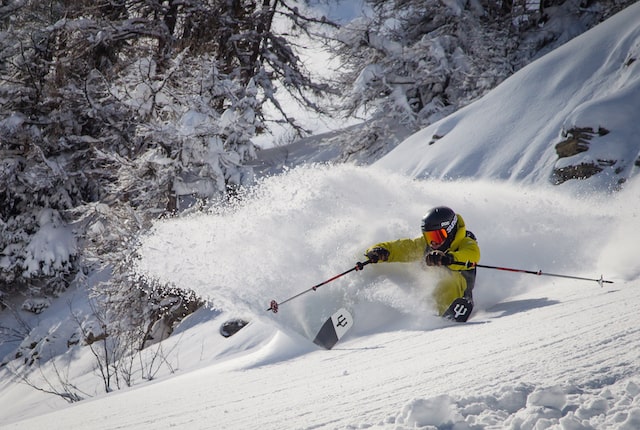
left=313, top=308, right=354, bottom=349
left=442, top=297, right=473, bottom=322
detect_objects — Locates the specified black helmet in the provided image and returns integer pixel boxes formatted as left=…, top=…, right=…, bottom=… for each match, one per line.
left=421, top=206, right=458, bottom=249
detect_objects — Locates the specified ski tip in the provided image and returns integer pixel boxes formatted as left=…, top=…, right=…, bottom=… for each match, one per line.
left=442, top=297, right=473, bottom=322
left=313, top=308, right=354, bottom=350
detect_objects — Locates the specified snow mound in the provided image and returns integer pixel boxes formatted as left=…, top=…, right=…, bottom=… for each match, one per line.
left=390, top=380, right=640, bottom=429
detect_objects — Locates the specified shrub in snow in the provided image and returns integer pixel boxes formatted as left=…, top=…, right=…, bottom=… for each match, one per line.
left=21, top=298, right=52, bottom=315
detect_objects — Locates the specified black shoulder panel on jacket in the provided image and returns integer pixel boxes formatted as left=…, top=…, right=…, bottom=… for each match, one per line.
left=466, top=230, right=477, bottom=241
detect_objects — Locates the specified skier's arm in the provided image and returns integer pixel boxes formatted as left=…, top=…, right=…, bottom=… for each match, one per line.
left=447, top=236, right=480, bottom=270
left=366, top=236, right=426, bottom=263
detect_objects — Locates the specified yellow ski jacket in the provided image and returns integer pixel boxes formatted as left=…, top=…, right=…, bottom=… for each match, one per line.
left=367, top=214, right=480, bottom=271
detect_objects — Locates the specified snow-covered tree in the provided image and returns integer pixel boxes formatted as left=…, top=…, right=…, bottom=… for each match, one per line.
left=1, top=0, right=337, bottom=361
left=333, top=0, right=514, bottom=128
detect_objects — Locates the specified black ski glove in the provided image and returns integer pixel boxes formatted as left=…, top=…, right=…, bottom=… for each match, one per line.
left=426, top=250, right=453, bottom=267
left=366, top=247, right=390, bottom=263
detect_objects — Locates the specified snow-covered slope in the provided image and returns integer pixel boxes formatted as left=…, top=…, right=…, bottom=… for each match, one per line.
left=3, top=281, right=640, bottom=430
left=2, top=4, right=640, bottom=430
left=1, top=167, right=639, bottom=429
left=377, top=2, right=640, bottom=193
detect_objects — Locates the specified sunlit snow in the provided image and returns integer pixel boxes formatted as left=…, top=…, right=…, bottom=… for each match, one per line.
left=1, top=3, right=640, bottom=430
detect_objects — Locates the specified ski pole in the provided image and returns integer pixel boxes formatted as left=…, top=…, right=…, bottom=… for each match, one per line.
left=267, top=260, right=371, bottom=313
left=450, top=261, right=613, bottom=287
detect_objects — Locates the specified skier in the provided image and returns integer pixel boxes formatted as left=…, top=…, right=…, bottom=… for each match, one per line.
left=365, top=206, right=480, bottom=321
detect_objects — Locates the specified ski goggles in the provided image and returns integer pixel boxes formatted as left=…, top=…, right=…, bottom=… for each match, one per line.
left=424, top=228, right=448, bottom=249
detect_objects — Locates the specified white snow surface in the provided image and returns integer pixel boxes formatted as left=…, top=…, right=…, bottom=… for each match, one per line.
left=2, top=4, right=640, bottom=430
left=2, top=168, right=639, bottom=430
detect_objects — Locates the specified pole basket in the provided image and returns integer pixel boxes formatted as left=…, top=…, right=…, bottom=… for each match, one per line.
left=269, top=300, right=279, bottom=313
